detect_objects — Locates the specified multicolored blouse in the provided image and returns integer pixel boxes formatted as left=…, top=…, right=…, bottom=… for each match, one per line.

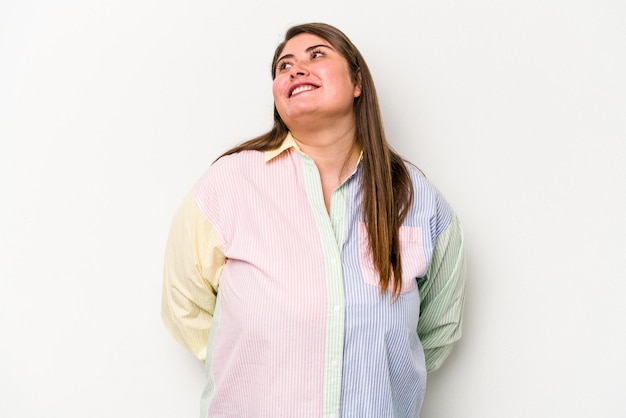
left=162, top=133, right=466, bottom=418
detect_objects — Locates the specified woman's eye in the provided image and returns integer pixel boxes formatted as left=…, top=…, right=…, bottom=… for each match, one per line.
left=311, top=50, right=324, bottom=59
left=278, top=62, right=292, bottom=71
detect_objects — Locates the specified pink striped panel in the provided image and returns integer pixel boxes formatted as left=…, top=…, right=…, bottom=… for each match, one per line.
left=194, top=149, right=328, bottom=417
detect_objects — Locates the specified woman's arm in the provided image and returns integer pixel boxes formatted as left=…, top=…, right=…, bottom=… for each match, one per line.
left=161, top=192, right=225, bottom=362
left=417, top=214, right=466, bottom=371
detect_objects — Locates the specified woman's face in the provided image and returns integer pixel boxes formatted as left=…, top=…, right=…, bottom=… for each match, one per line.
left=272, top=33, right=361, bottom=130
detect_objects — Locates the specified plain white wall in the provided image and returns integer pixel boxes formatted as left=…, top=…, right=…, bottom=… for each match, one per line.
left=1, top=0, right=625, bottom=417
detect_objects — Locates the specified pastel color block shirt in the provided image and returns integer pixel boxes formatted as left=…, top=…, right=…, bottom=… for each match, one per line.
left=162, top=134, right=465, bottom=418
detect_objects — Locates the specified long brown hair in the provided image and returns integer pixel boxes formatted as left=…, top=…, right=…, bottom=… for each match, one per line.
left=220, top=23, right=413, bottom=296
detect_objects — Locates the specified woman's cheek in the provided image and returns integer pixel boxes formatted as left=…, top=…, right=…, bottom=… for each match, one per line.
left=272, top=76, right=287, bottom=99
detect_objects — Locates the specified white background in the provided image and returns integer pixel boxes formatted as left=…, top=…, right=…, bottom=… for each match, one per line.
left=1, top=1, right=625, bottom=417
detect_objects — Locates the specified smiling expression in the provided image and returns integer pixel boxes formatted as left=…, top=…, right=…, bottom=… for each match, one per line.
left=272, top=33, right=362, bottom=130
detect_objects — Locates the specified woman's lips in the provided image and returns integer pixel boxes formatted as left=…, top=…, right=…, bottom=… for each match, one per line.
left=290, top=84, right=318, bottom=97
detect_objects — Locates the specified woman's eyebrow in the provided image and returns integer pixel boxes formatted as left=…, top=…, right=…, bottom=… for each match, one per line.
left=277, top=44, right=333, bottom=63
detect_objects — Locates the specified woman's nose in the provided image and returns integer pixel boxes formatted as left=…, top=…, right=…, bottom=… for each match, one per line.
left=290, top=62, right=309, bottom=78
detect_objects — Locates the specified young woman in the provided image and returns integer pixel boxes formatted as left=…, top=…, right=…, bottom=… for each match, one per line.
left=162, top=22, right=466, bottom=418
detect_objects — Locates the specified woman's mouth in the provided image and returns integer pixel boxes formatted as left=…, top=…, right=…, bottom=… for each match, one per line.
left=290, top=84, right=317, bottom=97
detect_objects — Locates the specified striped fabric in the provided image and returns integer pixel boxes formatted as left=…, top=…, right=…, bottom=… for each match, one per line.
left=161, top=133, right=466, bottom=418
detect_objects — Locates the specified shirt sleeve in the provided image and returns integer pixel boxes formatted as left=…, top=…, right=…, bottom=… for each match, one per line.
left=161, top=192, right=226, bottom=362
left=417, top=214, right=466, bottom=371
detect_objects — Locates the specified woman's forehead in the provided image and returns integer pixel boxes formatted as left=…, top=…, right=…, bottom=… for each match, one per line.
left=279, top=33, right=331, bottom=55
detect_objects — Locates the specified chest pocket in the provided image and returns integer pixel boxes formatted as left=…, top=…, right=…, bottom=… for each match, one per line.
left=358, top=222, right=427, bottom=294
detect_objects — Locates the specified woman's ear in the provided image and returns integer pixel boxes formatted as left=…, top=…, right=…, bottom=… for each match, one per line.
left=353, top=70, right=362, bottom=98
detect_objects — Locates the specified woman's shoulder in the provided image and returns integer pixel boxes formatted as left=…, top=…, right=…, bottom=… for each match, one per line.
left=212, top=149, right=265, bottom=171
left=207, top=149, right=265, bottom=177
left=403, top=161, right=436, bottom=195
left=403, top=161, right=455, bottom=228
left=192, top=150, right=264, bottom=194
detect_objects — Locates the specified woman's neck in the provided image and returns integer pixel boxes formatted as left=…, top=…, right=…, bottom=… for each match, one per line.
left=292, top=125, right=360, bottom=183
left=291, top=125, right=361, bottom=212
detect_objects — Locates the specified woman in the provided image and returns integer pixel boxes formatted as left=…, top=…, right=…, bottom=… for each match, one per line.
left=162, top=22, right=465, bottom=418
